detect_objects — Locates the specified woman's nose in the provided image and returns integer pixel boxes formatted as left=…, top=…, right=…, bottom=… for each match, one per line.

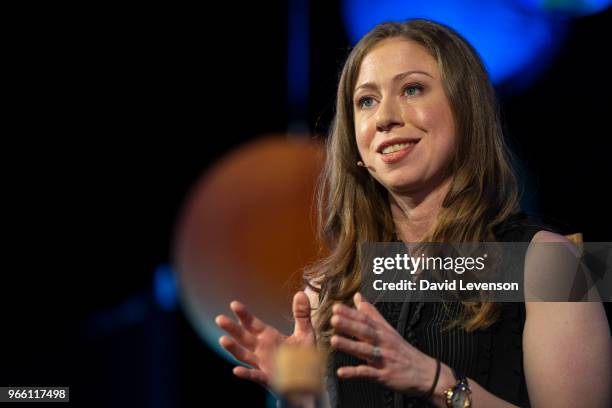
left=376, top=100, right=404, bottom=132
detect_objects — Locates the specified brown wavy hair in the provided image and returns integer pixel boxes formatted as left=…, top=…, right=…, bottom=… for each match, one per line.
left=303, top=19, right=520, bottom=352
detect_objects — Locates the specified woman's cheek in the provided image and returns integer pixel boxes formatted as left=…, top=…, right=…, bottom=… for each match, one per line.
left=411, top=103, right=437, bottom=129
left=420, top=100, right=454, bottom=134
left=355, top=121, right=375, bottom=152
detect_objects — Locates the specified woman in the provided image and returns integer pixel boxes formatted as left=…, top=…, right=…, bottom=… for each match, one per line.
left=215, top=19, right=611, bottom=407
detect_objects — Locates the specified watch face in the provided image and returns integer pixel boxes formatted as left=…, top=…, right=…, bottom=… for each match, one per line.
left=451, top=390, right=470, bottom=408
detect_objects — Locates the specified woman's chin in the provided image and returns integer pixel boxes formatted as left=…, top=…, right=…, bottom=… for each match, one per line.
left=380, top=177, right=423, bottom=194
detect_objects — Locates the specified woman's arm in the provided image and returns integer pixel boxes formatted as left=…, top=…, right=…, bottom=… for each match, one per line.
left=523, top=301, right=611, bottom=407
left=521, top=231, right=611, bottom=407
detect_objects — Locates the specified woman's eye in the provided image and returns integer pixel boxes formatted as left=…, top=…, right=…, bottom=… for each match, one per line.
left=404, top=84, right=423, bottom=97
left=356, top=85, right=422, bottom=109
left=358, top=97, right=374, bottom=109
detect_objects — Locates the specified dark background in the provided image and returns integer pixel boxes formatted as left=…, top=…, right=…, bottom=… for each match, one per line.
left=3, top=2, right=610, bottom=407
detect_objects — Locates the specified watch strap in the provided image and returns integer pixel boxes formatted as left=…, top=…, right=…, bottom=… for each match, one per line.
left=452, top=368, right=468, bottom=387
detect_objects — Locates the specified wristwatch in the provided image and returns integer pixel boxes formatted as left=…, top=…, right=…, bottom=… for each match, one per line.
left=444, top=368, right=472, bottom=408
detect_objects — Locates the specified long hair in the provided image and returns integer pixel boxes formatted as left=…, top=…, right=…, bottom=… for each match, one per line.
left=303, top=19, right=520, bottom=352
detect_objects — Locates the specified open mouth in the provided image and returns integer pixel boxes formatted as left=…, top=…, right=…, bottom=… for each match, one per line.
left=378, top=140, right=420, bottom=164
left=380, top=141, right=418, bottom=155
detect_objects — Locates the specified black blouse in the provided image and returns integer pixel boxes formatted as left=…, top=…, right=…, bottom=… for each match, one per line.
left=327, top=212, right=559, bottom=408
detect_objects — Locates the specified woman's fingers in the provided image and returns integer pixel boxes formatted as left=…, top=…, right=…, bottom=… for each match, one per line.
left=337, top=364, right=380, bottom=380
left=353, top=293, right=395, bottom=332
left=233, top=366, right=269, bottom=387
left=331, top=294, right=398, bottom=345
left=332, top=303, right=371, bottom=326
left=292, top=291, right=314, bottom=337
left=331, top=334, right=383, bottom=363
left=331, top=313, right=378, bottom=344
left=215, top=314, right=257, bottom=350
left=230, top=300, right=268, bottom=334
left=219, top=335, right=259, bottom=368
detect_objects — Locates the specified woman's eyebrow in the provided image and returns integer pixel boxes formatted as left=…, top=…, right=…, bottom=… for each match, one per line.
left=354, top=70, right=433, bottom=94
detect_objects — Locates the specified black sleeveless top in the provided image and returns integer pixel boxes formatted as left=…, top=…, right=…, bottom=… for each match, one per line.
left=327, top=212, right=559, bottom=408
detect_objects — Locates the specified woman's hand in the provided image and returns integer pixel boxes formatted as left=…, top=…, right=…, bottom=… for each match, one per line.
left=331, top=293, right=438, bottom=397
left=215, top=291, right=316, bottom=391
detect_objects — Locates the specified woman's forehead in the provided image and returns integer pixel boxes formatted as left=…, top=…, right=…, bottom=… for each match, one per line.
left=356, top=38, right=439, bottom=85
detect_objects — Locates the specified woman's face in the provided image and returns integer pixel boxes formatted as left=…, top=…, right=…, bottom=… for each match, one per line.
left=353, top=37, right=456, bottom=194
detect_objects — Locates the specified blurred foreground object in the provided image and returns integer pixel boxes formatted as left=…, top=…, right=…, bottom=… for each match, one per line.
left=273, top=344, right=327, bottom=408
left=173, top=135, right=324, bottom=357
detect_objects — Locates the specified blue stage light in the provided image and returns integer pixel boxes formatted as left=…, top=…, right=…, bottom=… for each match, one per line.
left=342, top=0, right=569, bottom=89
left=516, top=0, right=611, bottom=16
left=154, top=264, right=177, bottom=311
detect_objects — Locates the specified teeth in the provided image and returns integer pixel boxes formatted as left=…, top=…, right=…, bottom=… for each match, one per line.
left=382, top=142, right=415, bottom=154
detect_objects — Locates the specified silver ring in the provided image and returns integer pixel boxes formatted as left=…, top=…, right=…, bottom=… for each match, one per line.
left=371, top=346, right=382, bottom=359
